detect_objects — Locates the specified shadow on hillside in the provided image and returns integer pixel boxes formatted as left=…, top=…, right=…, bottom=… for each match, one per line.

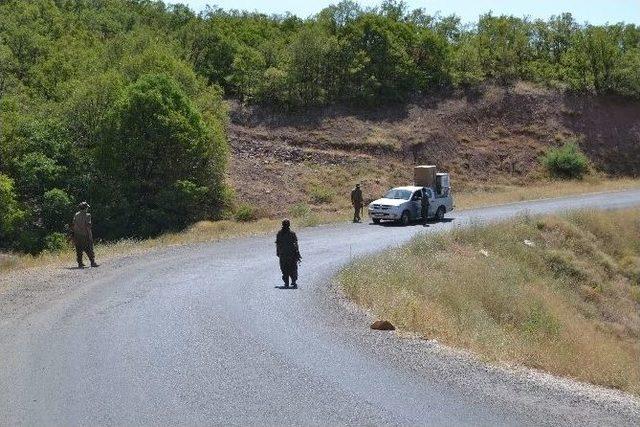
left=229, top=89, right=465, bottom=130
left=561, top=93, right=640, bottom=176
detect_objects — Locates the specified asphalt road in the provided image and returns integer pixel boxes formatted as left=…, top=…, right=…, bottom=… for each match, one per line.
left=2, top=190, right=640, bottom=426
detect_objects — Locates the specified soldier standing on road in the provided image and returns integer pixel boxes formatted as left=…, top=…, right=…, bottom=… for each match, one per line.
left=72, top=202, right=98, bottom=268
left=276, top=219, right=301, bottom=288
left=351, top=183, right=363, bottom=223
left=421, top=187, right=430, bottom=226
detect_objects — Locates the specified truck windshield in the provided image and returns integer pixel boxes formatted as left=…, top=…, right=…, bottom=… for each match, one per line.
left=384, top=189, right=412, bottom=200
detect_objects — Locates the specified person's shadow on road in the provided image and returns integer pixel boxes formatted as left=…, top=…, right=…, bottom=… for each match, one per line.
left=274, top=285, right=298, bottom=290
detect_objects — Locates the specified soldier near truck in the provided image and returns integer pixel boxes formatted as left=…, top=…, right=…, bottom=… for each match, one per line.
left=421, top=188, right=430, bottom=225
left=350, top=183, right=363, bottom=223
left=275, top=219, right=301, bottom=288
left=72, top=202, right=98, bottom=268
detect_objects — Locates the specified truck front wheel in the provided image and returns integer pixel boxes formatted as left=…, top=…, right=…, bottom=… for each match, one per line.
left=372, top=218, right=381, bottom=224
left=400, top=210, right=411, bottom=226
left=436, top=206, right=446, bottom=221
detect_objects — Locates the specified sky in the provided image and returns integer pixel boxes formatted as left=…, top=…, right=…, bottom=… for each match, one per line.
left=172, top=1, right=640, bottom=25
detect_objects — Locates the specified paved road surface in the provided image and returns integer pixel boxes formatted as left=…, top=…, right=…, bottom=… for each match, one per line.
left=2, top=190, right=640, bottom=426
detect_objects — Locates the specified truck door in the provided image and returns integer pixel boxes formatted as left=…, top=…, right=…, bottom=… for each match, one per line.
left=410, top=190, right=422, bottom=219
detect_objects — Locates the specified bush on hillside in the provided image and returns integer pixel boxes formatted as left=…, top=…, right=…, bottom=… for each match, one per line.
left=309, top=184, right=334, bottom=204
left=289, top=202, right=311, bottom=218
left=234, top=203, right=258, bottom=222
left=541, top=141, right=590, bottom=179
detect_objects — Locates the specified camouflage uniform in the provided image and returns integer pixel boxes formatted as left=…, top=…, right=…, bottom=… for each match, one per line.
left=351, top=184, right=363, bottom=223
left=72, top=202, right=97, bottom=268
left=276, top=220, right=301, bottom=287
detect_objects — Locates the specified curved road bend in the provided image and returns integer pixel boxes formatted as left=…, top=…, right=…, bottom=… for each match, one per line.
left=1, top=189, right=640, bottom=425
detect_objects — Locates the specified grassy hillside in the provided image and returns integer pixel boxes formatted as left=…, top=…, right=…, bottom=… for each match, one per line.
left=338, top=209, right=640, bottom=394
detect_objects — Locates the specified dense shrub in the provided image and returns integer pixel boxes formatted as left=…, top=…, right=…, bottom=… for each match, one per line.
left=42, top=188, right=72, bottom=232
left=542, top=141, right=590, bottom=179
left=43, top=232, right=69, bottom=252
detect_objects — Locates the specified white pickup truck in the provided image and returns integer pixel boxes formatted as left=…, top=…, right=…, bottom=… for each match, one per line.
left=368, top=184, right=454, bottom=225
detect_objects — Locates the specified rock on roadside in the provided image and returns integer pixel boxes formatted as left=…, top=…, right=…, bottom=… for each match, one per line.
left=370, top=320, right=395, bottom=331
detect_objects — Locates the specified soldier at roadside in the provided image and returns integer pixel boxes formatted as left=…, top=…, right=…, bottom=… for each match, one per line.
left=421, top=187, right=430, bottom=226
left=72, top=202, right=98, bottom=268
left=275, top=219, right=301, bottom=288
left=350, top=183, right=363, bottom=223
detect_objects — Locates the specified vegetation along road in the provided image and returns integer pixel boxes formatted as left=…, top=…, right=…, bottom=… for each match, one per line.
left=2, top=190, right=640, bottom=425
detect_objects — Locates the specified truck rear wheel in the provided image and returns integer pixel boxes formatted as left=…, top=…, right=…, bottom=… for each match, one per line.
left=436, top=206, right=446, bottom=221
left=372, top=218, right=381, bottom=224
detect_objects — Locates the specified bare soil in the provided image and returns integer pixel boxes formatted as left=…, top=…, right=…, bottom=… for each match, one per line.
left=227, top=82, right=640, bottom=216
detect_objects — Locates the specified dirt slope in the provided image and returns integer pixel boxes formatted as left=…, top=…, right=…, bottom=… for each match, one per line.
left=227, top=82, right=640, bottom=216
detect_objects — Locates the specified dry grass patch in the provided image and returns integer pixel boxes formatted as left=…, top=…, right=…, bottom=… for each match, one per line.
left=338, top=209, right=640, bottom=394
left=455, top=177, right=640, bottom=210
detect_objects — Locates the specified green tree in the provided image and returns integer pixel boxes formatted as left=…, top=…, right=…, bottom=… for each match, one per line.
left=476, top=14, right=532, bottom=82
left=227, top=46, right=266, bottom=100
left=13, top=152, right=66, bottom=199
left=97, top=74, right=227, bottom=238
left=283, top=25, right=333, bottom=106
left=185, top=22, right=237, bottom=89
left=613, top=49, right=640, bottom=97
left=340, top=14, right=417, bottom=103
left=412, top=27, right=450, bottom=89
left=583, top=26, right=624, bottom=94
left=0, top=173, right=25, bottom=248
left=450, top=35, right=484, bottom=87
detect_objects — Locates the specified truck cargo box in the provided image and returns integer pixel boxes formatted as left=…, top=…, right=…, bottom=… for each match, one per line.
left=414, top=165, right=437, bottom=187
left=436, top=173, right=450, bottom=196
left=436, top=173, right=450, bottom=188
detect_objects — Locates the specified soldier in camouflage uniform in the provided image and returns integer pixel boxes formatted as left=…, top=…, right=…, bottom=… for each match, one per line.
left=350, top=183, right=363, bottom=223
left=72, top=202, right=98, bottom=268
left=275, top=219, right=301, bottom=288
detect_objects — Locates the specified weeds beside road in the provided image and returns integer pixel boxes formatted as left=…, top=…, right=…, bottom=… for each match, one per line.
left=339, top=208, right=640, bottom=395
